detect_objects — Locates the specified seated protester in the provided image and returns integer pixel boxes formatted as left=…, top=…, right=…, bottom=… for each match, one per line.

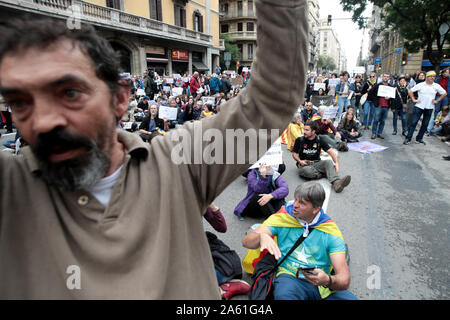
left=312, top=106, right=348, bottom=152
left=234, top=165, right=289, bottom=221
left=292, top=121, right=351, bottom=193
left=138, top=103, right=168, bottom=142
left=178, top=104, right=195, bottom=125
left=200, top=104, right=214, bottom=119
left=287, top=113, right=304, bottom=152
left=137, top=96, right=150, bottom=112
left=427, top=105, right=449, bottom=136
left=193, top=100, right=203, bottom=120
left=301, top=101, right=317, bottom=124
left=242, top=182, right=357, bottom=300
left=337, top=108, right=362, bottom=143
left=167, top=98, right=181, bottom=129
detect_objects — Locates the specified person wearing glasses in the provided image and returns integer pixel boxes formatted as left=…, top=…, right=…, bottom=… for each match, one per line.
left=404, top=71, right=447, bottom=145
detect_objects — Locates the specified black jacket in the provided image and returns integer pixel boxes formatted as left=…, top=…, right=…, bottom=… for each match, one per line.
left=139, top=115, right=165, bottom=132
left=367, top=82, right=399, bottom=108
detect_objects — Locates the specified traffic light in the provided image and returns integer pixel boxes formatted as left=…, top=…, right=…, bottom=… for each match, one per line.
left=327, top=15, right=332, bottom=26
left=401, top=53, right=408, bottom=65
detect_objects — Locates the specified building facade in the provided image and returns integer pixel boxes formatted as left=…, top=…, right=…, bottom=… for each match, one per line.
left=307, top=0, right=320, bottom=72
left=317, top=18, right=341, bottom=72
left=219, top=0, right=257, bottom=68
left=367, top=5, right=450, bottom=76
left=0, top=0, right=224, bottom=76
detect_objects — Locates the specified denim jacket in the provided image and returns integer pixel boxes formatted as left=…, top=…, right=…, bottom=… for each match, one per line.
left=335, top=81, right=352, bottom=96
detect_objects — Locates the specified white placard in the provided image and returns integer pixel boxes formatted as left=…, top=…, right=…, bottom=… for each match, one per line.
left=173, top=74, right=181, bottom=79
left=322, top=106, right=339, bottom=120
left=202, top=97, right=216, bottom=105
left=182, top=77, right=189, bottom=82
left=314, top=83, right=326, bottom=91
left=347, top=91, right=354, bottom=101
left=165, top=78, right=174, bottom=84
left=172, top=87, right=183, bottom=96
left=158, top=106, right=178, bottom=120
left=377, top=85, right=396, bottom=99
left=328, top=79, right=340, bottom=86
left=249, top=138, right=283, bottom=169
left=136, top=89, right=145, bottom=96
left=122, top=122, right=134, bottom=129
left=162, top=86, right=171, bottom=93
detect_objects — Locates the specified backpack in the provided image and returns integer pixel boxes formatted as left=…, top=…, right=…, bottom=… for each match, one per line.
left=206, top=231, right=242, bottom=280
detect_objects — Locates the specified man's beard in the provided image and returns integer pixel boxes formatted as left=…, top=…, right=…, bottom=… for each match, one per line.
left=32, top=126, right=113, bottom=192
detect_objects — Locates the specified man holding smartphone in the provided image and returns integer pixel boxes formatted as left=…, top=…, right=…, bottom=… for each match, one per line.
left=242, top=182, right=357, bottom=300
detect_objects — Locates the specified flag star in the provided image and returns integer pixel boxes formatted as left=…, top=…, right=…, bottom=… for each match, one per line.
left=295, top=247, right=311, bottom=264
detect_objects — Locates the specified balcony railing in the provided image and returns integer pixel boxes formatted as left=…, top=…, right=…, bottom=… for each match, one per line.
left=2, top=0, right=213, bottom=46
left=220, top=11, right=257, bottom=20
left=226, top=31, right=257, bottom=39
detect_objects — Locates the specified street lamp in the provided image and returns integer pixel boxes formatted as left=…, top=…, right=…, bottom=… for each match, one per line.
left=439, top=22, right=449, bottom=46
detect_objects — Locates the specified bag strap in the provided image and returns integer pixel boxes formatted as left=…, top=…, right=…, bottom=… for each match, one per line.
left=274, top=228, right=314, bottom=269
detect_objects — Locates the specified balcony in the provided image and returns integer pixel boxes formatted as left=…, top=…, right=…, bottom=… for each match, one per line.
left=220, top=10, right=257, bottom=21
left=0, top=0, right=213, bottom=47
left=226, top=31, right=257, bottom=41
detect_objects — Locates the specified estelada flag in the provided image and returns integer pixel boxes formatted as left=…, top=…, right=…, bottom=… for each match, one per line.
left=280, top=128, right=289, bottom=145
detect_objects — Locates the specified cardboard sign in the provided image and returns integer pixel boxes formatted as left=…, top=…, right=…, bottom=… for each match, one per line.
left=136, top=89, right=146, bottom=96
left=172, top=87, right=183, bottom=97
left=158, top=106, right=178, bottom=120
left=322, top=106, right=339, bottom=120
left=377, top=85, right=396, bottom=99
left=249, top=138, right=283, bottom=169
left=202, top=97, right=216, bottom=105
left=313, top=83, right=326, bottom=91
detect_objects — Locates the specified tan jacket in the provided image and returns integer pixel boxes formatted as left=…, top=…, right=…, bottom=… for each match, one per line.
left=0, top=0, right=308, bottom=299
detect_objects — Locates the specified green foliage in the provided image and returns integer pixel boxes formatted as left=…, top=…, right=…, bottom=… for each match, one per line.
left=220, top=34, right=241, bottom=70
left=340, top=0, right=450, bottom=71
left=317, top=55, right=337, bottom=71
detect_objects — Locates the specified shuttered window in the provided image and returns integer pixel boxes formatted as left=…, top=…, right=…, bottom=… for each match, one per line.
left=149, top=0, right=162, bottom=21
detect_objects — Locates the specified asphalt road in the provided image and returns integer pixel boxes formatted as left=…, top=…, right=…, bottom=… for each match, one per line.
left=205, top=112, right=450, bottom=300
left=1, top=112, right=449, bottom=300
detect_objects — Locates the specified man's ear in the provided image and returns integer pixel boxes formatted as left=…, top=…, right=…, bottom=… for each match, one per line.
left=113, top=81, right=130, bottom=118
left=313, top=206, right=322, bottom=216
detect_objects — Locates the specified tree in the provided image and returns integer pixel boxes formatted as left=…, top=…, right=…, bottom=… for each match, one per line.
left=317, top=55, right=337, bottom=72
left=219, top=34, right=241, bottom=71
left=340, top=0, right=450, bottom=73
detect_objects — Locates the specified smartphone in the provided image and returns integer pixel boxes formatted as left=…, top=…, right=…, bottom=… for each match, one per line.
left=299, top=266, right=316, bottom=274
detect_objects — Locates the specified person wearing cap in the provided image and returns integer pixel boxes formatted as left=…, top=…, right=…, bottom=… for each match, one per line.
left=404, top=71, right=447, bottom=145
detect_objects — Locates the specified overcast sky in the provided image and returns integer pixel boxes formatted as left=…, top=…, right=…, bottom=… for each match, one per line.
left=319, top=0, right=372, bottom=71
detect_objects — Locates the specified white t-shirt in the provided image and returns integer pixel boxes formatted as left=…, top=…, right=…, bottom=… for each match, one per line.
left=410, top=82, right=446, bottom=110
left=87, top=165, right=123, bottom=207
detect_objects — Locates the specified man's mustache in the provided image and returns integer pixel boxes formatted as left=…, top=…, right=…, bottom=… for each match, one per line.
left=32, top=127, right=94, bottom=159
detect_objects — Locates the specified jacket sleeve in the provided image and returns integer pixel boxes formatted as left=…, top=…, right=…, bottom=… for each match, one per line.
left=271, top=176, right=289, bottom=199
left=248, top=169, right=271, bottom=194
left=149, top=0, right=308, bottom=213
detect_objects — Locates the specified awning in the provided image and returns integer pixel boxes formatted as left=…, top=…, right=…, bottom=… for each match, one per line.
left=192, top=61, right=209, bottom=71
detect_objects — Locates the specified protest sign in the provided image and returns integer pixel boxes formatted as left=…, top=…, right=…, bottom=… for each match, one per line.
left=328, top=79, right=340, bottom=86
left=163, top=86, right=171, bottom=93
left=377, top=85, right=396, bottom=99
left=172, top=87, right=183, bottom=97
left=158, top=106, right=178, bottom=121
left=322, top=106, right=339, bottom=120
left=202, top=97, right=216, bottom=105
left=136, top=89, right=145, bottom=96
left=313, top=83, right=326, bottom=91
left=165, top=78, right=174, bottom=84
left=249, top=138, right=283, bottom=169
left=347, top=141, right=388, bottom=154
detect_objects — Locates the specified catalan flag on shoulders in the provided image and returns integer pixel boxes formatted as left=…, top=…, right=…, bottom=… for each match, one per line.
left=280, top=127, right=289, bottom=145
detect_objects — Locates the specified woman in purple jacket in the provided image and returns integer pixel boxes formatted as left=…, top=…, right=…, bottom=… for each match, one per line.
left=234, top=165, right=289, bottom=221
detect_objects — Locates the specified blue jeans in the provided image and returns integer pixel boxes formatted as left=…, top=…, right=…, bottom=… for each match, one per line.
left=372, top=107, right=389, bottom=135
left=273, top=273, right=357, bottom=300
left=406, top=107, right=433, bottom=141
left=393, top=109, right=406, bottom=133
left=337, top=96, right=350, bottom=121
left=434, top=96, right=448, bottom=119
left=363, top=101, right=376, bottom=127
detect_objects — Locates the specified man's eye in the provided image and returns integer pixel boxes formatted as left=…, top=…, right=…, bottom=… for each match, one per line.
left=64, top=89, right=80, bottom=99
left=8, top=100, right=26, bottom=110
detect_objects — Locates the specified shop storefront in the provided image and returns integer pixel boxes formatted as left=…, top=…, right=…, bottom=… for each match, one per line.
left=172, top=49, right=189, bottom=75
left=146, top=45, right=168, bottom=76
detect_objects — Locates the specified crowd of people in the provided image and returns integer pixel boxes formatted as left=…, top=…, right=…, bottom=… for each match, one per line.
left=0, top=6, right=448, bottom=301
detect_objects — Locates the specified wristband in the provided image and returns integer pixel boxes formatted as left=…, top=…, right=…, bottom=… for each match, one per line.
left=323, top=274, right=332, bottom=288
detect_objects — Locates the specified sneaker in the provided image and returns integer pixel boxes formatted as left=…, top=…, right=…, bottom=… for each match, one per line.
left=415, top=140, right=426, bottom=145
left=402, top=131, right=407, bottom=137
left=392, top=131, right=397, bottom=135
left=368, top=125, right=372, bottom=130
left=333, top=175, right=351, bottom=193
left=377, top=134, right=385, bottom=139
left=371, top=134, right=376, bottom=139
left=403, top=139, right=411, bottom=145
left=220, top=280, right=251, bottom=300
left=443, top=156, right=450, bottom=161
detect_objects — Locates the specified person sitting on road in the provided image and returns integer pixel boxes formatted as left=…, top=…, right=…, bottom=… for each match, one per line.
left=234, top=164, right=289, bottom=221
left=138, top=104, right=168, bottom=141
left=427, top=105, right=449, bottom=136
left=301, top=101, right=317, bottom=124
left=242, top=181, right=357, bottom=300
left=312, top=106, right=348, bottom=152
left=287, top=113, right=305, bottom=152
left=337, top=108, right=362, bottom=143
left=200, top=103, right=214, bottom=119
left=292, top=121, right=351, bottom=193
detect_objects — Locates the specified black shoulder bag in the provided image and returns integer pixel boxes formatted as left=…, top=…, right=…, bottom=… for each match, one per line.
left=248, top=229, right=314, bottom=300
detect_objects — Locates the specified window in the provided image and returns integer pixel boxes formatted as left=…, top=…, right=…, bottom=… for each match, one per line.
left=174, top=2, right=186, bottom=27
left=247, top=22, right=254, bottom=32
left=221, top=24, right=229, bottom=33
left=248, top=0, right=254, bottom=15
left=237, top=22, right=243, bottom=32
left=106, top=0, right=120, bottom=10
left=248, top=43, right=253, bottom=60
left=149, top=0, right=162, bottom=21
left=220, top=3, right=228, bottom=14
left=193, top=11, right=203, bottom=33
left=237, top=44, right=243, bottom=59
left=237, top=1, right=243, bottom=16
